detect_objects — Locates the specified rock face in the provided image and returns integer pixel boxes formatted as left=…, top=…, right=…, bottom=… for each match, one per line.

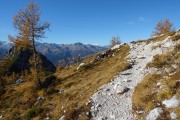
left=7, top=47, right=56, bottom=74
left=90, top=37, right=178, bottom=119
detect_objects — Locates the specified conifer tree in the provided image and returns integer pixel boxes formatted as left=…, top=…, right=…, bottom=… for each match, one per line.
left=152, top=18, right=174, bottom=36
left=9, top=2, right=50, bottom=86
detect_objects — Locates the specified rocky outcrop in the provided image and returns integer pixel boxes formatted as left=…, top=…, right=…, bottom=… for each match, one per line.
left=7, top=47, right=56, bottom=74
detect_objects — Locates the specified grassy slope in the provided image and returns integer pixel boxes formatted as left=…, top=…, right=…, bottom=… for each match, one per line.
left=132, top=34, right=180, bottom=119
left=50, top=45, right=130, bottom=119
left=0, top=45, right=130, bottom=120
left=2, top=32, right=178, bottom=120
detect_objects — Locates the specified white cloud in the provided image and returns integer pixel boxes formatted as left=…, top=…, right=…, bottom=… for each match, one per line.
left=127, top=16, right=147, bottom=25
left=94, top=43, right=99, bottom=46
left=138, top=17, right=145, bottom=22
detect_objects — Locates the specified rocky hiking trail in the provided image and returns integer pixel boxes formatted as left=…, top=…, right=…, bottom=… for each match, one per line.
left=90, top=37, right=178, bottom=120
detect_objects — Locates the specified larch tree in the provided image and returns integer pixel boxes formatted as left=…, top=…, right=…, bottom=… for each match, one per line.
left=152, top=18, right=174, bottom=36
left=8, top=2, right=50, bottom=86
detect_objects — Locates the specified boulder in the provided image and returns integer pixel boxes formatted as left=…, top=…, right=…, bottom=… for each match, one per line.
left=77, top=63, right=85, bottom=70
left=15, top=78, right=24, bottom=84
left=59, top=89, right=64, bottom=94
left=170, top=112, right=177, bottom=120
left=146, top=107, right=163, bottom=120
left=59, top=115, right=65, bottom=120
left=148, top=67, right=158, bottom=74
left=37, top=96, right=44, bottom=101
left=162, top=96, right=180, bottom=108
left=118, top=87, right=130, bottom=95
left=164, top=67, right=173, bottom=73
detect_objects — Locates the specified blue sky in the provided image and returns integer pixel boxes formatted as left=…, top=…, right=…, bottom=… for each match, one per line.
left=0, top=0, right=180, bottom=45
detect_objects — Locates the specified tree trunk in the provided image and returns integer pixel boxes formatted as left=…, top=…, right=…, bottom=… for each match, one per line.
left=32, top=26, right=42, bottom=87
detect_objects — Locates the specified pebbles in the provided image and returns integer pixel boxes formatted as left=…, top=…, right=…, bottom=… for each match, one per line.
left=90, top=38, right=178, bottom=120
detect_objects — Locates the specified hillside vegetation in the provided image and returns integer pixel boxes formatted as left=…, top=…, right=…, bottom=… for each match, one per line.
left=133, top=34, right=180, bottom=119
left=0, top=44, right=130, bottom=119
left=0, top=30, right=180, bottom=120
left=1, top=1, right=180, bottom=120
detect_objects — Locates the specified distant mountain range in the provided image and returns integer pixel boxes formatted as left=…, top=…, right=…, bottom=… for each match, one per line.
left=0, top=41, right=14, bottom=59
left=0, top=41, right=108, bottom=65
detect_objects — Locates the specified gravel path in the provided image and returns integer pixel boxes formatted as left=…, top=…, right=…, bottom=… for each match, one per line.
left=90, top=37, right=177, bottom=120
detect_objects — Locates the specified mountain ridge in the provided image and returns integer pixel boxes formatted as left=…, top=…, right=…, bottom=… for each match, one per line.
left=0, top=41, right=108, bottom=65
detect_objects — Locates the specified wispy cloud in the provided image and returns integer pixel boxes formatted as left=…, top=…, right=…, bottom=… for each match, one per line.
left=138, top=17, right=145, bottom=22
left=127, top=17, right=148, bottom=25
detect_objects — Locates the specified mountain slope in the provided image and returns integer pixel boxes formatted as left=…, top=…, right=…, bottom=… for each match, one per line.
left=133, top=38, right=180, bottom=119
left=35, top=42, right=108, bottom=66
left=0, top=32, right=179, bottom=120
left=0, top=41, right=108, bottom=65
left=0, top=43, right=130, bottom=119
left=90, top=34, right=179, bottom=120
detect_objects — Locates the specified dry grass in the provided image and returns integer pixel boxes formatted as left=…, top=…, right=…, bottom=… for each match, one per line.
left=136, top=39, right=145, bottom=43
left=146, top=53, right=170, bottom=68
left=0, top=45, right=130, bottom=119
left=132, top=74, right=161, bottom=118
left=49, top=45, right=130, bottom=119
left=136, top=31, right=176, bottom=45
left=151, top=43, right=162, bottom=49
left=171, top=34, right=180, bottom=41
left=147, top=31, right=176, bottom=43
left=139, top=32, right=176, bottom=45
left=0, top=80, right=42, bottom=119
left=132, top=43, right=180, bottom=119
